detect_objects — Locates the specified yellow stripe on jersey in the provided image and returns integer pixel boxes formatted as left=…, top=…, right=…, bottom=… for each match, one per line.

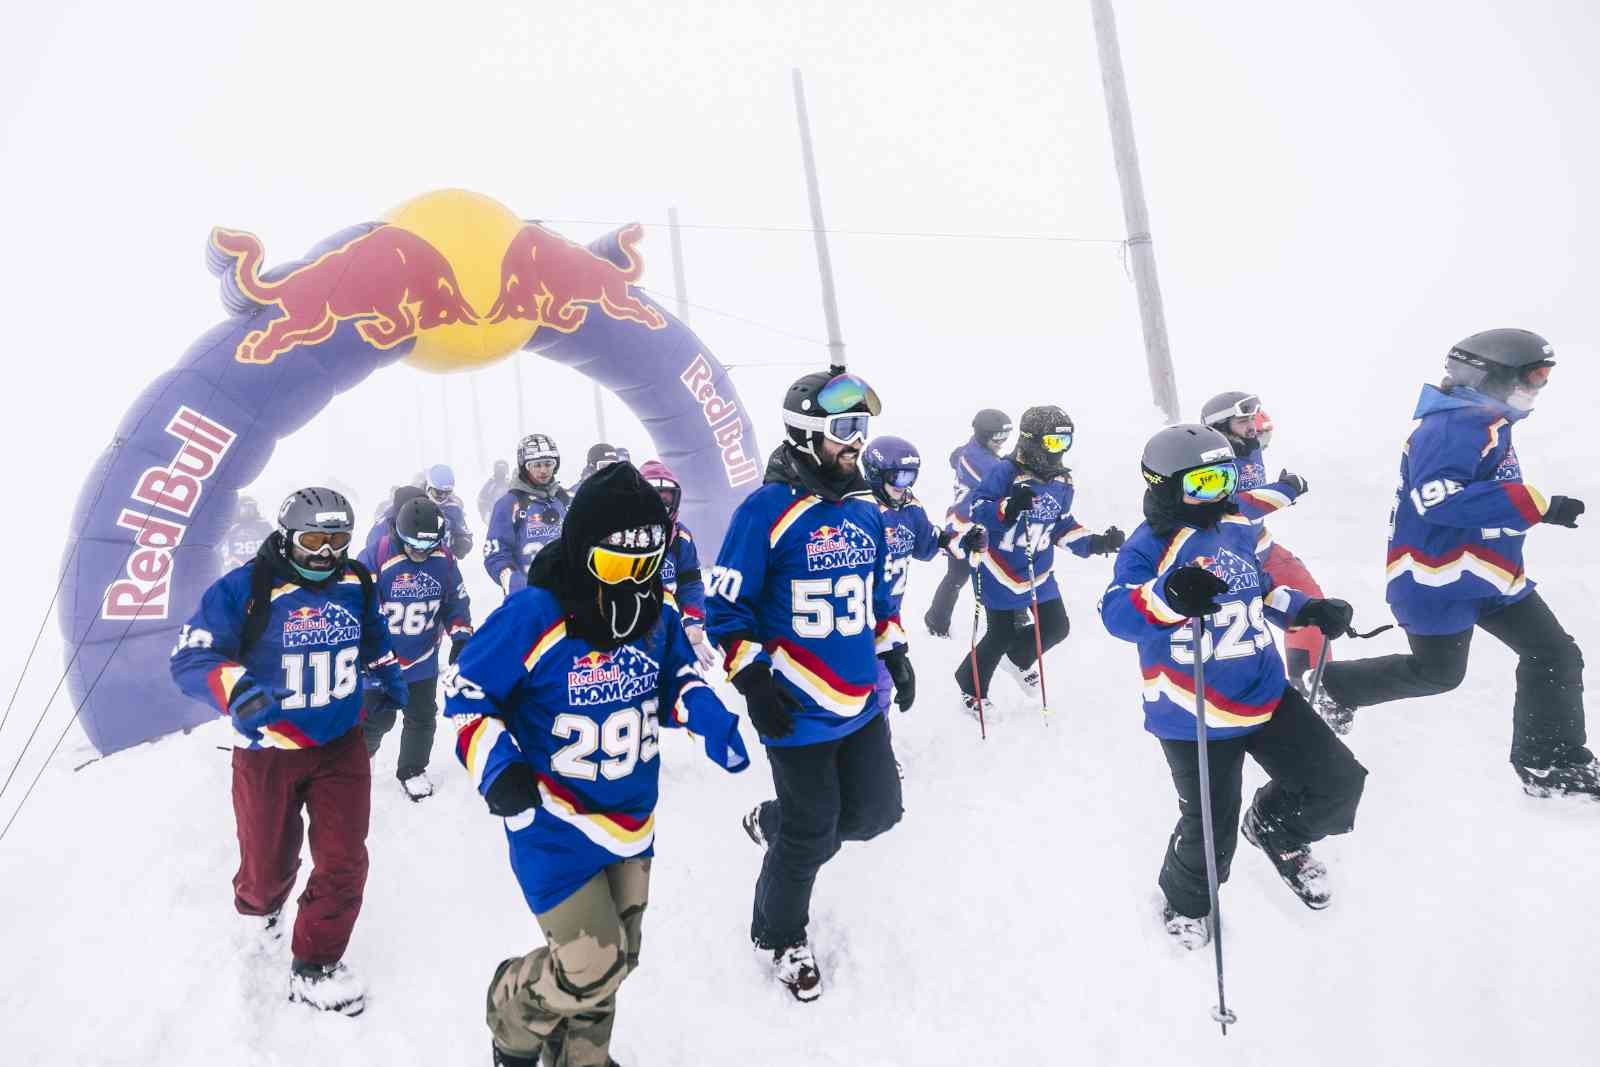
left=523, top=618, right=567, bottom=672
left=769, top=496, right=821, bottom=548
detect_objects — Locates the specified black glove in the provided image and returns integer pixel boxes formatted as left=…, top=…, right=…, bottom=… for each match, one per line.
left=449, top=636, right=468, bottom=664
left=732, top=663, right=799, bottom=739
left=485, top=761, right=542, bottom=817
left=1294, top=597, right=1354, bottom=638
left=879, top=646, right=916, bottom=712
left=1089, top=525, right=1125, bottom=555
left=1278, top=469, right=1309, bottom=495
left=1543, top=495, right=1585, bottom=528
left=1162, top=566, right=1229, bottom=618
left=958, top=525, right=988, bottom=554
left=1000, top=485, right=1036, bottom=523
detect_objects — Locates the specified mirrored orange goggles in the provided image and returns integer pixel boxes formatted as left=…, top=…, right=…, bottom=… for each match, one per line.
left=1180, top=463, right=1238, bottom=503
left=293, top=530, right=352, bottom=552
left=587, top=544, right=666, bottom=585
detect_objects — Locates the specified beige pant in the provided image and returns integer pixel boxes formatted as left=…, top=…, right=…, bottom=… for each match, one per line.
left=488, top=859, right=651, bottom=1067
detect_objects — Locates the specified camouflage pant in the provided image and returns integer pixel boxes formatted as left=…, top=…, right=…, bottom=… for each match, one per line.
left=487, top=859, right=650, bottom=1067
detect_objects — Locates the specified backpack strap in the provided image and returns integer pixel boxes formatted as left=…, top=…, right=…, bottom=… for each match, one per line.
left=237, top=559, right=277, bottom=659
left=346, top=558, right=377, bottom=618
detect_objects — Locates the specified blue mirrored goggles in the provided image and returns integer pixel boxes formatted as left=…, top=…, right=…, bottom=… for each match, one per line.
left=399, top=531, right=445, bottom=553
left=816, top=373, right=883, bottom=417
left=880, top=467, right=918, bottom=489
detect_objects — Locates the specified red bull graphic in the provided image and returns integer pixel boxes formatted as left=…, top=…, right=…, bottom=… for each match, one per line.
left=62, top=188, right=757, bottom=756
left=566, top=647, right=659, bottom=707
left=804, top=520, right=876, bottom=572
left=488, top=222, right=667, bottom=332
left=209, top=226, right=479, bottom=364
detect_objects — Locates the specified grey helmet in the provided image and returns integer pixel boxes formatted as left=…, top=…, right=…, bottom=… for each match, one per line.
left=518, top=433, right=561, bottom=476
left=1200, top=391, right=1266, bottom=456
left=1445, top=329, right=1556, bottom=401
left=1140, top=424, right=1235, bottom=489
left=277, top=487, right=355, bottom=576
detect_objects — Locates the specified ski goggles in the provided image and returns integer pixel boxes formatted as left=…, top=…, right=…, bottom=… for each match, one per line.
left=292, top=530, right=352, bottom=553
left=1520, top=362, right=1554, bottom=388
left=1209, top=394, right=1261, bottom=422
left=783, top=372, right=884, bottom=446
left=587, top=544, right=666, bottom=585
left=646, top=478, right=682, bottom=517
left=398, top=530, right=445, bottom=553
left=881, top=467, right=919, bottom=489
left=425, top=486, right=452, bottom=504
left=1180, top=463, right=1239, bottom=503
left=1039, top=431, right=1073, bottom=454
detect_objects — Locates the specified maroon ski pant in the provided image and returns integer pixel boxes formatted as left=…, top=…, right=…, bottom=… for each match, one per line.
left=231, top=725, right=370, bottom=965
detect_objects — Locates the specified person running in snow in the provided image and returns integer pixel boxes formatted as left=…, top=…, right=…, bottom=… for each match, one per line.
left=863, top=434, right=985, bottom=740
left=484, top=434, right=572, bottom=598
left=357, top=496, right=473, bottom=802
left=478, top=459, right=511, bottom=524
left=423, top=462, right=475, bottom=557
left=170, top=487, right=405, bottom=1016
left=220, top=495, right=273, bottom=569
left=950, top=405, right=1123, bottom=718
left=445, top=463, right=748, bottom=1067
left=1314, top=329, right=1595, bottom=797
left=1199, top=391, right=1325, bottom=683
left=923, top=408, right=1012, bottom=637
left=638, top=459, right=719, bottom=671
left=707, top=367, right=909, bottom=1003
left=1098, top=426, right=1367, bottom=947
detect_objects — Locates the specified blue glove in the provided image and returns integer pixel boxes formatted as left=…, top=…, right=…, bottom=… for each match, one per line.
left=377, top=676, right=408, bottom=715
left=228, top=682, right=293, bottom=740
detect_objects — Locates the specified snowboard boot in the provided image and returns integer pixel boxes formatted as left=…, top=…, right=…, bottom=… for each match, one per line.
left=742, top=803, right=769, bottom=850
left=1299, top=669, right=1355, bottom=735
left=1515, top=758, right=1600, bottom=800
left=399, top=770, right=435, bottom=802
left=1242, top=804, right=1330, bottom=909
left=768, top=941, right=823, bottom=1002
left=238, top=907, right=284, bottom=954
left=1161, top=904, right=1211, bottom=951
left=288, top=959, right=365, bottom=1016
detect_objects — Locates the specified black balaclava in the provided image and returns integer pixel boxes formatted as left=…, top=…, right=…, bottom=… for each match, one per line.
left=528, top=463, right=670, bottom=649
left=1142, top=479, right=1237, bottom=537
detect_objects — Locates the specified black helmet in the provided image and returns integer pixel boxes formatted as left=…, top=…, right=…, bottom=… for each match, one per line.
left=586, top=442, right=621, bottom=469
left=391, top=484, right=425, bottom=511
left=1014, top=405, right=1074, bottom=476
left=972, top=408, right=1012, bottom=440
left=518, top=433, right=561, bottom=475
left=781, top=367, right=882, bottom=460
left=1445, top=328, right=1556, bottom=406
left=393, top=497, right=447, bottom=555
left=277, top=487, right=355, bottom=577
left=1140, top=424, right=1235, bottom=485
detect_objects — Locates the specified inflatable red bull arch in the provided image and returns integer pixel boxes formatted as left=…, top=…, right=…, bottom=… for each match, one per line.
left=60, top=189, right=761, bottom=754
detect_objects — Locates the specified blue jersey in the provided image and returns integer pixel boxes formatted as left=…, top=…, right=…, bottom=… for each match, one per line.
left=661, top=522, right=706, bottom=624
left=879, top=500, right=942, bottom=617
left=955, top=460, right=1098, bottom=610
left=1385, top=385, right=1550, bottom=634
left=707, top=481, right=903, bottom=747
left=434, top=494, right=475, bottom=557
left=170, top=561, right=403, bottom=749
left=220, top=519, right=273, bottom=569
left=1098, top=515, right=1309, bottom=741
left=358, top=534, right=473, bottom=682
left=1229, top=444, right=1305, bottom=560
left=946, top=438, right=1005, bottom=519
left=444, top=588, right=747, bottom=914
left=484, top=483, right=572, bottom=596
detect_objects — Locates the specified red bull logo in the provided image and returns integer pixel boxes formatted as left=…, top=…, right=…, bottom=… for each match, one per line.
left=487, top=222, right=667, bottom=333
left=210, top=226, right=478, bottom=365
left=679, top=354, right=759, bottom=488
left=286, top=606, right=322, bottom=622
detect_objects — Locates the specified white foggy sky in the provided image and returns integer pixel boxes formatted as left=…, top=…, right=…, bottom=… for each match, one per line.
left=1, top=0, right=1596, bottom=621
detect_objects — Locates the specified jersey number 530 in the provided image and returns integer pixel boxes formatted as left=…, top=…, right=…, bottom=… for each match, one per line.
left=790, top=574, right=873, bottom=638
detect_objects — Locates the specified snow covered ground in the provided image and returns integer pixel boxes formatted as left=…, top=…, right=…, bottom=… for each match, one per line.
left=2, top=385, right=1596, bottom=1067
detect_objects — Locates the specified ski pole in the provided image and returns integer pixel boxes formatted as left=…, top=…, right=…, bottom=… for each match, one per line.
left=1306, top=636, right=1333, bottom=711
left=1022, top=536, right=1051, bottom=721
left=1190, top=615, right=1237, bottom=1034
left=969, top=567, right=987, bottom=741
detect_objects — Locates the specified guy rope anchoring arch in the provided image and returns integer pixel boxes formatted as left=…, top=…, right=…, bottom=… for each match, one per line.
left=59, top=189, right=760, bottom=755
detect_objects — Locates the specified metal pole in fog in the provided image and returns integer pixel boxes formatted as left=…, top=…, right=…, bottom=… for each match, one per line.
left=792, top=69, right=847, bottom=371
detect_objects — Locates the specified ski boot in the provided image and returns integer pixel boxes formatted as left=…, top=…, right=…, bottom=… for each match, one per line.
left=960, top=693, right=993, bottom=722
left=288, top=959, right=365, bottom=1016
left=238, top=907, right=283, bottom=954
left=742, top=803, right=769, bottom=850
left=399, top=770, right=435, bottom=802
left=1242, top=805, right=1330, bottom=909
left=767, top=941, right=823, bottom=1002
left=1515, top=758, right=1600, bottom=800
left=1298, top=669, right=1355, bottom=735
left=998, top=657, right=1041, bottom=696
left=1161, top=904, right=1211, bottom=951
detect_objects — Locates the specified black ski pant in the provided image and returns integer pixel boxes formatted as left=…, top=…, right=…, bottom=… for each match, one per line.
left=924, top=554, right=971, bottom=634
left=954, top=596, right=1069, bottom=699
left=1158, top=687, right=1366, bottom=919
left=751, top=713, right=903, bottom=950
left=363, top=679, right=438, bottom=780
left=1321, top=592, right=1589, bottom=769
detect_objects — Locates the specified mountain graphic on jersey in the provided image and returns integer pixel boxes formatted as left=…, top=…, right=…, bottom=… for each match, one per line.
left=885, top=521, right=917, bottom=558
left=805, top=520, right=877, bottom=572
left=1495, top=445, right=1522, bottom=482
left=1193, top=548, right=1260, bottom=594
left=389, top=570, right=444, bottom=600
left=1237, top=459, right=1267, bottom=490
left=282, top=603, right=362, bottom=648
left=566, top=646, right=661, bottom=707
